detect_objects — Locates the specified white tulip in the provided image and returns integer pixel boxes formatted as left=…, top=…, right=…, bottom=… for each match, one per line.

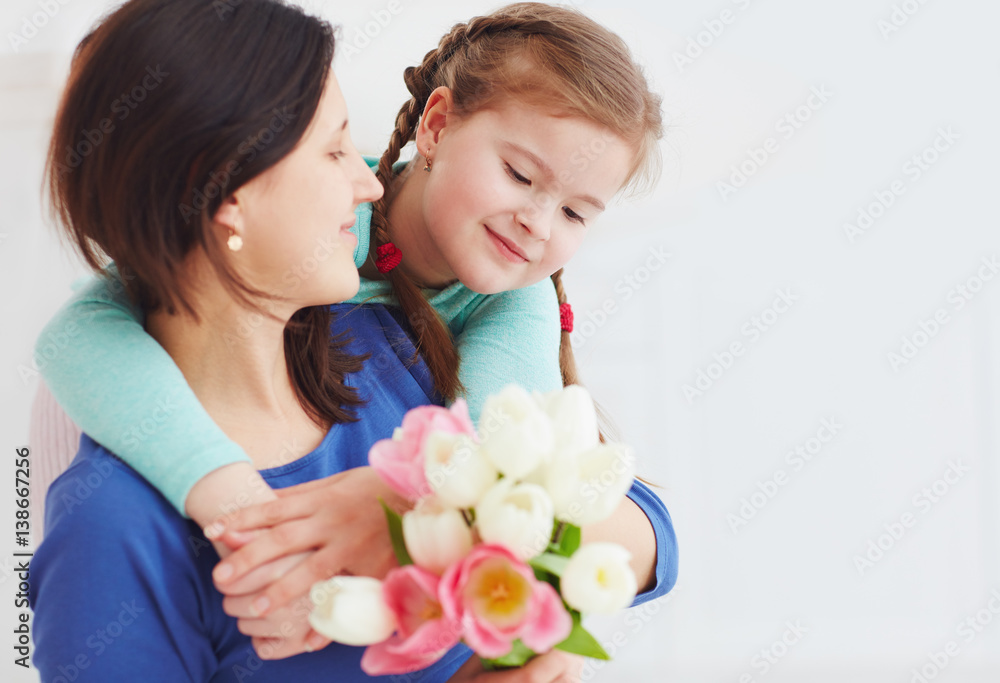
left=561, top=543, right=638, bottom=615
left=475, top=478, right=555, bottom=561
left=402, top=498, right=474, bottom=575
left=546, top=443, right=635, bottom=526
left=478, top=384, right=555, bottom=480
left=534, top=384, right=600, bottom=456
left=424, top=432, right=497, bottom=508
left=308, top=576, right=396, bottom=645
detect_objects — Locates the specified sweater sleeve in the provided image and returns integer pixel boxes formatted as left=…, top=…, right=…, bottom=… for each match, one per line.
left=33, top=269, right=250, bottom=516
left=453, top=278, right=563, bottom=425
left=626, top=479, right=679, bottom=606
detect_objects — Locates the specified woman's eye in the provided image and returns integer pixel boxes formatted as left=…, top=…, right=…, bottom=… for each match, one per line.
left=330, top=151, right=345, bottom=160
left=563, top=206, right=586, bottom=225
left=504, top=163, right=531, bottom=186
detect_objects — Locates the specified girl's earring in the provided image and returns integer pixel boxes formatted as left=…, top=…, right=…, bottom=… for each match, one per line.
left=227, top=219, right=244, bottom=252
left=423, top=150, right=432, bottom=173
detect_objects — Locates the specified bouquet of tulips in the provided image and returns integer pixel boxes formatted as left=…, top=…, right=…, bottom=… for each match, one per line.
left=307, top=384, right=639, bottom=675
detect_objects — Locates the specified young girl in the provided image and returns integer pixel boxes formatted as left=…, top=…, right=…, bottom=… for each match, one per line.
left=35, top=0, right=676, bottom=660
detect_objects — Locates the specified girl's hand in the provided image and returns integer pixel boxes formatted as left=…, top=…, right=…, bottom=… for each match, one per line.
left=450, top=651, right=584, bottom=683
left=207, top=466, right=411, bottom=615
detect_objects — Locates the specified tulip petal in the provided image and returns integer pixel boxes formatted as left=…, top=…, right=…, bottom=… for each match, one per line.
left=361, top=635, right=451, bottom=676
left=369, top=438, right=428, bottom=502
left=520, top=581, right=572, bottom=653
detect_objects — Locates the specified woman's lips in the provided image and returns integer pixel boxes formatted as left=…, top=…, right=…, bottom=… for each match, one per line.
left=340, top=218, right=357, bottom=243
left=485, top=226, right=528, bottom=263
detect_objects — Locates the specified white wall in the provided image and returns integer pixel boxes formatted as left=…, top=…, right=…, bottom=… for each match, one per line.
left=1, top=0, right=998, bottom=681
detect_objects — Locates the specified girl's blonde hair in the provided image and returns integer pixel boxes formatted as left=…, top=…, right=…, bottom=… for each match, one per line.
left=371, top=1, right=664, bottom=401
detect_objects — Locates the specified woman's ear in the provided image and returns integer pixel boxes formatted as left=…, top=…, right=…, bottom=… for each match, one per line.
left=414, top=86, right=455, bottom=161
left=211, top=194, right=243, bottom=245
left=212, top=195, right=241, bottom=234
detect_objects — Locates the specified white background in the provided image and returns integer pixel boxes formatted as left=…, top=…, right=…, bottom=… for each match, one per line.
left=1, top=0, right=998, bottom=681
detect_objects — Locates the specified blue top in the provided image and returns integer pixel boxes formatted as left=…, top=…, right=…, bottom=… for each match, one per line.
left=29, top=304, right=678, bottom=682
left=34, top=160, right=561, bottom=515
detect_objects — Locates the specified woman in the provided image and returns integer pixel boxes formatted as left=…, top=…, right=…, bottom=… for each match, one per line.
left=28, top=0, right=586, bottom=679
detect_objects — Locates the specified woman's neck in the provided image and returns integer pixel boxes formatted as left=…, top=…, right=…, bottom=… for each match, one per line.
left=145, top=261, right=327, bottom=469
left=360, top=164, right=457, bottom=289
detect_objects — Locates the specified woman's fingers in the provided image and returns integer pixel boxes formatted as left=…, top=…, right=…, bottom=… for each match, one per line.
left=212, top=519, right=323, bottom=587
left=205, top=493, right=318, bottom=539
left=242, top=542, right=351, bottom=613
left=221, top=593, right=257, bottom=619
left=303, top=627, right=332, bottom=654
left=468, top=651, right=582, bottom=683
left=217, top=552, right=308, bottom=599
left=215, top=527, right=258, bottom=551
left=251, top=633, right=314, bottom=661
left=272, top=472, right=348, bottom=498
left=521, top=651, right=582, bottom=683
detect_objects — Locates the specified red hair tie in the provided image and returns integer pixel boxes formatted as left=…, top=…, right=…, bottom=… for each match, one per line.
left=375, top=242, right=403, bottom=273
left=559, top=303, right=574, bottom=333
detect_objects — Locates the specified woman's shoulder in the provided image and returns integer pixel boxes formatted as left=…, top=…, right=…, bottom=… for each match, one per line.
left=42, top=435, right=197, bottom=549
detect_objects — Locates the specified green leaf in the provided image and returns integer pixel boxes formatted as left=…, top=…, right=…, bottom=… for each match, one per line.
left=550, top=523, right=581, bottom=557
left=529, top=552, right=570, bottom=577
left=482, top=639, right=536, bottom=669
left=378, top=498, right=413, bottom=566
left=555, top=618, right=610, bottom=660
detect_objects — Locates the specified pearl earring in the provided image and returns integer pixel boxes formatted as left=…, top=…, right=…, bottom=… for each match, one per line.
left=227, top=221, right=243, bottom=252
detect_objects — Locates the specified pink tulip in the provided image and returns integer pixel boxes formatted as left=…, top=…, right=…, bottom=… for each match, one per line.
left=439, top=544, right=572, bottom=659
left=360, top=565, right=463, bottom=675
left=369, top=400, right=477, bottom=502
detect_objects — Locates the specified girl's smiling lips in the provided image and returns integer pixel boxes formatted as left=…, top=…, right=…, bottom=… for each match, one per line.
left=485, top=226, right=529, bottom=263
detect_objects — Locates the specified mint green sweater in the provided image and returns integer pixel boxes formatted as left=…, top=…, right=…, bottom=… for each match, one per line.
left=36, top=168, right=562, bottom=515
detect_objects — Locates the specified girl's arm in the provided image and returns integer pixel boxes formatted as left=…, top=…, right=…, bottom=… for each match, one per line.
left=34, top=268, right=276, bottom=528
left=458, top=279, right=678, bottom=603
left=584, top=479, right=679, bottom=605
left=453, top=278, right=563, bottom=424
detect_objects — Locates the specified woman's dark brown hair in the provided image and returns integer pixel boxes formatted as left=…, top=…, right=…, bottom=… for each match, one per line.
left=45, top=0, right=363, bottom=427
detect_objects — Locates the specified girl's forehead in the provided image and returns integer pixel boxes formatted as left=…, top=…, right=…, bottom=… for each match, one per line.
left=467, top=100, right=614, bottom=142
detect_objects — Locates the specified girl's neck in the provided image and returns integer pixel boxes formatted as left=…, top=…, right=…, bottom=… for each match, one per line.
left=361, top=164, right=457, bottom=289
left=145, top=259, right=327, bottom=469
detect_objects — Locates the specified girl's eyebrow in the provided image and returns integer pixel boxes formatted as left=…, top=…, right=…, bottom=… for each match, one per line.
left=501, top=140, right=605, bottom=212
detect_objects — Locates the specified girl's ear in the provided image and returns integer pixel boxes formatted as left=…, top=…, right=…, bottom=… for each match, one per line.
left=415, top=86, right=455, bottom=159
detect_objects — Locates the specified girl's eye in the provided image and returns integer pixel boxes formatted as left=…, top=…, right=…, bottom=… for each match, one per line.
left=504, top=163, right=531, bottom=186
left=563, top=206, right=586, bottom=225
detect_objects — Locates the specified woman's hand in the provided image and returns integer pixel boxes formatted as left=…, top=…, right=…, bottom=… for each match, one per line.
left=207, top=466, right=411, bottom=615
left=449, top=652, right=584, bottom=683
left=225, top=590, right=330, bottom=660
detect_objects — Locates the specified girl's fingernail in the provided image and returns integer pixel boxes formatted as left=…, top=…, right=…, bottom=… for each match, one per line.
left=214, top=563, right=233, bottom=581
left=251, top=596, right=270, bottom=617
left=204, top=522, right=225, bottom=539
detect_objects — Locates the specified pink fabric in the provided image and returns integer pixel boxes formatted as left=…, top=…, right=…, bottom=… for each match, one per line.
left=29, top=380, right=82, bottom=538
